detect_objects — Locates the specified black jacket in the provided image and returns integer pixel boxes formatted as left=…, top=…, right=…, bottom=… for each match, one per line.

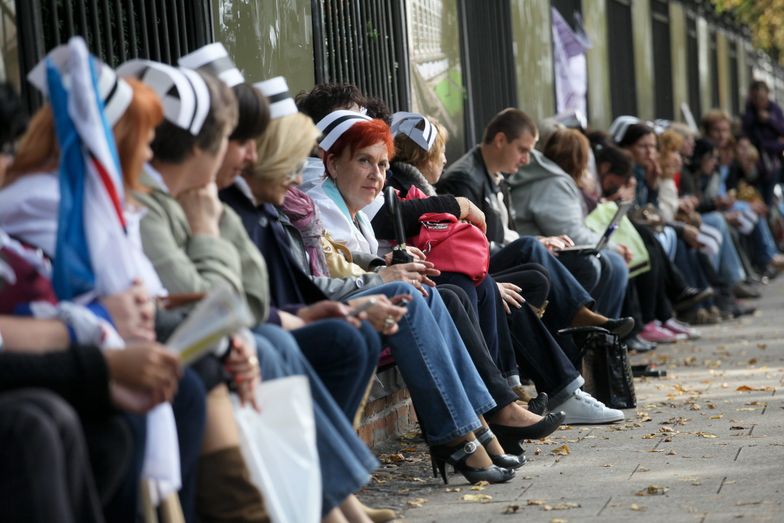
left=436, top=146, right=508, bottom=250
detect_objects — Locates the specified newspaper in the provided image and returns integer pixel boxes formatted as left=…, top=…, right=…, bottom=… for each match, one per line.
left=166, top=284, right=254, bottom=365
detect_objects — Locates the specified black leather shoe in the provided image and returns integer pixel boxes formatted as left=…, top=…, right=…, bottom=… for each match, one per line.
left=489, top=411, right=566, bottom=455
left=429, top=440, right=515, bottom=485
left=625, top=335, right=657, bottom=353
left=527, top=392, right=549, bottom=416
left=601, top=316, right=635, bottom=338
left=474, top=427, right=525, bottom=469
left=673, top=287, right=714, bottom=312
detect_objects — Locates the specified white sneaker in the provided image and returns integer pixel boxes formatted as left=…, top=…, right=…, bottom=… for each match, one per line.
left=558, top=390, right=625, bottom=424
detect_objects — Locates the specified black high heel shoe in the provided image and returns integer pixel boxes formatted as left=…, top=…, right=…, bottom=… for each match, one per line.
left=489, top=411, right=566, bottom=455
left=474, top=427, right=526, bottom=469
left=429, top=440, right=515, bottom=485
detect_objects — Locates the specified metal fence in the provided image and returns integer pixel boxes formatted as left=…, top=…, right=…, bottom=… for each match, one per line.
left=16, top=0, right=213, bottom=111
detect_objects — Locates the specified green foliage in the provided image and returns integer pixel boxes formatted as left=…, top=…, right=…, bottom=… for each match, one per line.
left=711, top=0, right=784, bottom=63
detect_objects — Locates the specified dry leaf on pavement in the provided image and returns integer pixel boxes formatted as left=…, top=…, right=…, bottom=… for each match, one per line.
left=462, top=494, right=492, bottom=503
left=635, top=485, right=669, bottom=496
left=551, top=444, right=571, bottom=456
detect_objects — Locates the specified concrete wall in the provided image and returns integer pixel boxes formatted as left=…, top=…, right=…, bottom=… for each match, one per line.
left=669, top=1, right=688, bottom=122
left=631, top=0, right=655, bottom=120
left=510, top=0, right=555, bottom=124
left=583, top=0, right=612, bottom=131
left=697, top=16, right=712, bottom=114
left=717, top=30, right=731, bottom=112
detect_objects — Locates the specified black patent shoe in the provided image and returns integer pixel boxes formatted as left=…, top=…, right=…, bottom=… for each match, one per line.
left=489, top=410, right=566, bottom=455
left=474, top=427, right=525, bottom=469
left=600, top=316, right=635, bottom=338
left=527, top=392, right=549, bottom=416
left=429, top=440, right=515, bottom=485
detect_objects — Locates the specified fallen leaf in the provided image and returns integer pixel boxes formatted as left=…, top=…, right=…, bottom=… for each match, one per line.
left=659, top=426, right=675, bottom=433
left=503, top=504, right=520, bottom=514
left=470, top=480, right=489, bottom=491
left=527, top=499, right=547, bottom=506
left=535, top=447, right=541, bottom=455
left=689, top=403, right=702, bottom=411
left=630, top=503, right=646, bottom=511
left=695, top=432, right=718, bottom=438
left=445, top=487, right=461, bottom=492
left=730, top=426, right=746, bottom=430
left=707, top=403, right=717, bottom=409
left=638, top=466, right=650, bottom=472
left=550, top=519, right=568, bottom=523
left=710, top=415, right=724, bottom=420
left=666, top=449, right=677, bottom=455
left=637, top=411, right=652, bottom=422
left=462, top=494, right=492, bottom=503
left=642, top=433, right=658, bottom=439
left=407, top=498, right=427, bottom=508
left=603, top=464, right=614, bottom=468
left=736, top=500, right=763, bottom=506
left=380, top=453, right=406, bottom=464
left=551, top=444, right=571, bottom=456
left=635, top=485, right=669, bottom=496
left=748, top=358, right=758, bottom=365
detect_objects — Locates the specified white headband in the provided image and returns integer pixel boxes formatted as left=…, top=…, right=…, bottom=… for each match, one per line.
left=391, top=111, right=436, bottom=151
left=316, top=109, right=372, bottom=151
left=254, top=76, right=298, bottom=120
left=178, top=42, right=245, bottom=88
left=28, top=45, right=133, bottom=127
left=117, top=60, right=210, bottom=135
left=608, top=115, right=641, bottom=144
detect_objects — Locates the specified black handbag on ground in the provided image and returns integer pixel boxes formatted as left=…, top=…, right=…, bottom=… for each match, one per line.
left=558, top=326, right=637, bottom=409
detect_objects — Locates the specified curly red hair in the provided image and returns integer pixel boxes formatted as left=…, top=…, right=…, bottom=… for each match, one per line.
left=325, top=118, right=395, bottom=162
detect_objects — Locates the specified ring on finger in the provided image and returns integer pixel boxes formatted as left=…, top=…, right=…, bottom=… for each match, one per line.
left=248, top=356, right=259, bottom=367
left=383, top=316, right=396, bottom=329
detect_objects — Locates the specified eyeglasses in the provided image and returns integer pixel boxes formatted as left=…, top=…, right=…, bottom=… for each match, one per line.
left=283, top=161, right=306, bottom=184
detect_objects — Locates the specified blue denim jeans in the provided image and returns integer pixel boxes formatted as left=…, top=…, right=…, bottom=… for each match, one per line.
left=701, top=211, right=746, bottom=286
left=352, top=281, right=496, bottom=445
left=593, top=249, right=629, bottom=318
left=731, top=201, right=780, bottom=267
left=252, top=324, right=378, bottom=516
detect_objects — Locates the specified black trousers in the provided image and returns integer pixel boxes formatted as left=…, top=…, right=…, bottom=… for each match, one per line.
left=436, top=284, right=518, bottom=416
left=0, top=389, right=104, bottom=523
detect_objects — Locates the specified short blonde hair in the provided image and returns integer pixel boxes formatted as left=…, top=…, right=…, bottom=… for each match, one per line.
left=701, top=109, right=732, bottom=135
left=393, top=117, right=447, bottom=172
left=658, top=130, right=684, bottom=156
left=249, top=112, right=320, bottom=183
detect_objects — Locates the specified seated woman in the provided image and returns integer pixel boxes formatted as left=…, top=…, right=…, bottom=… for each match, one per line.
left=121, top=59, right=389, bottom=521
left=0, top=51, right=207, bottom=522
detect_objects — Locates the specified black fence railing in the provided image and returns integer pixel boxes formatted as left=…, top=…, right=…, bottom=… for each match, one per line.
left=15, top=0, right=213, bottom=112
left=313, top=0, right=410, bottom=112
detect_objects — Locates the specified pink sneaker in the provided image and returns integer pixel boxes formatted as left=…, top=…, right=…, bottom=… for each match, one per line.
left=639, top=321, right=678, bottom=343
left=664, top=318, right=700, bottom=340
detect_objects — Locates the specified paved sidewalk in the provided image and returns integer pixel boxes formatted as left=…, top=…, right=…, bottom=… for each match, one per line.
left=360, top=278, right=784, bottom=522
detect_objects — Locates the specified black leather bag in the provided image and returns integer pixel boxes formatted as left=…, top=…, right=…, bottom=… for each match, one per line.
left=559, top=326, right=636, bottom=409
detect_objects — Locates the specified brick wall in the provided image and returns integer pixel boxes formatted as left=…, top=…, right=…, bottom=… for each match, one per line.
left=356, top=367, right=419, bottom=449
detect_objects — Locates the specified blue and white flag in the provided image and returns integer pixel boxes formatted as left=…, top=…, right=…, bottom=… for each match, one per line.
left=47, top=37, right=181, bottom=502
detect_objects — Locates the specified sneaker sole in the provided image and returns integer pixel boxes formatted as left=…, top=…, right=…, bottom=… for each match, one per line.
left=563, top=415, right=625, bottom=425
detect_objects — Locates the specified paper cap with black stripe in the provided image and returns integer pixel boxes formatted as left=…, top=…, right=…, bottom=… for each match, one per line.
left=316, top=109, right=372, bottom=151
left=117, top=59, right=210, bottom=135
left=177, top=42, right=244, bottom=88
left=253, top=76, right=297, bottom=120
left=391, top=112, right=436, bottom=151
left=27, top=44, right=133, bottom=126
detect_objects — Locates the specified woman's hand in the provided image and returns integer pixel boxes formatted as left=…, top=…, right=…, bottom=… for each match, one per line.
left=455, top=197, right=487, bottom=232
left=681, top=224, right=703, bottom=249
left=177, top=182, right=223, bottom=237
left=378, top=261, right=440, bottom=296
left=104, top=342, right=181, bottom=409
left=100, top=278, right=156, bottom=342
left=224, top=332, right=261, bottom=412
left=298, top=300, right=361, bottom=328
left=614, top=243, right=634, bottom=263
left=496, top=281, right=525, bottom=314
left=347, top=294, right=407, bottom=335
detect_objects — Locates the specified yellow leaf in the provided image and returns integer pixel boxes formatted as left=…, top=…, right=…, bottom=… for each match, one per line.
left=503, top=504, right=520, bottom=514
left=551, top=444, right=571, bottom=456
left=696, top=432, right=718, bottom=438
left=406, top=498, right=428, bottom=508
left=630, top=503, right=646, bottom=511
left=528, top=499, right=547, bottom=506
left=462, top=494, right=492, bottom=503
left=710, top=415, right=724, bottom=419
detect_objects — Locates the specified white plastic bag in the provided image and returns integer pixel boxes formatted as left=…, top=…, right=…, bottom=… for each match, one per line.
left=231, top=376, right=321, bottom=523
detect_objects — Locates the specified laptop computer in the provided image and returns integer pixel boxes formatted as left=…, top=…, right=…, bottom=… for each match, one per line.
left=555, top=201, right=633, bottom=255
